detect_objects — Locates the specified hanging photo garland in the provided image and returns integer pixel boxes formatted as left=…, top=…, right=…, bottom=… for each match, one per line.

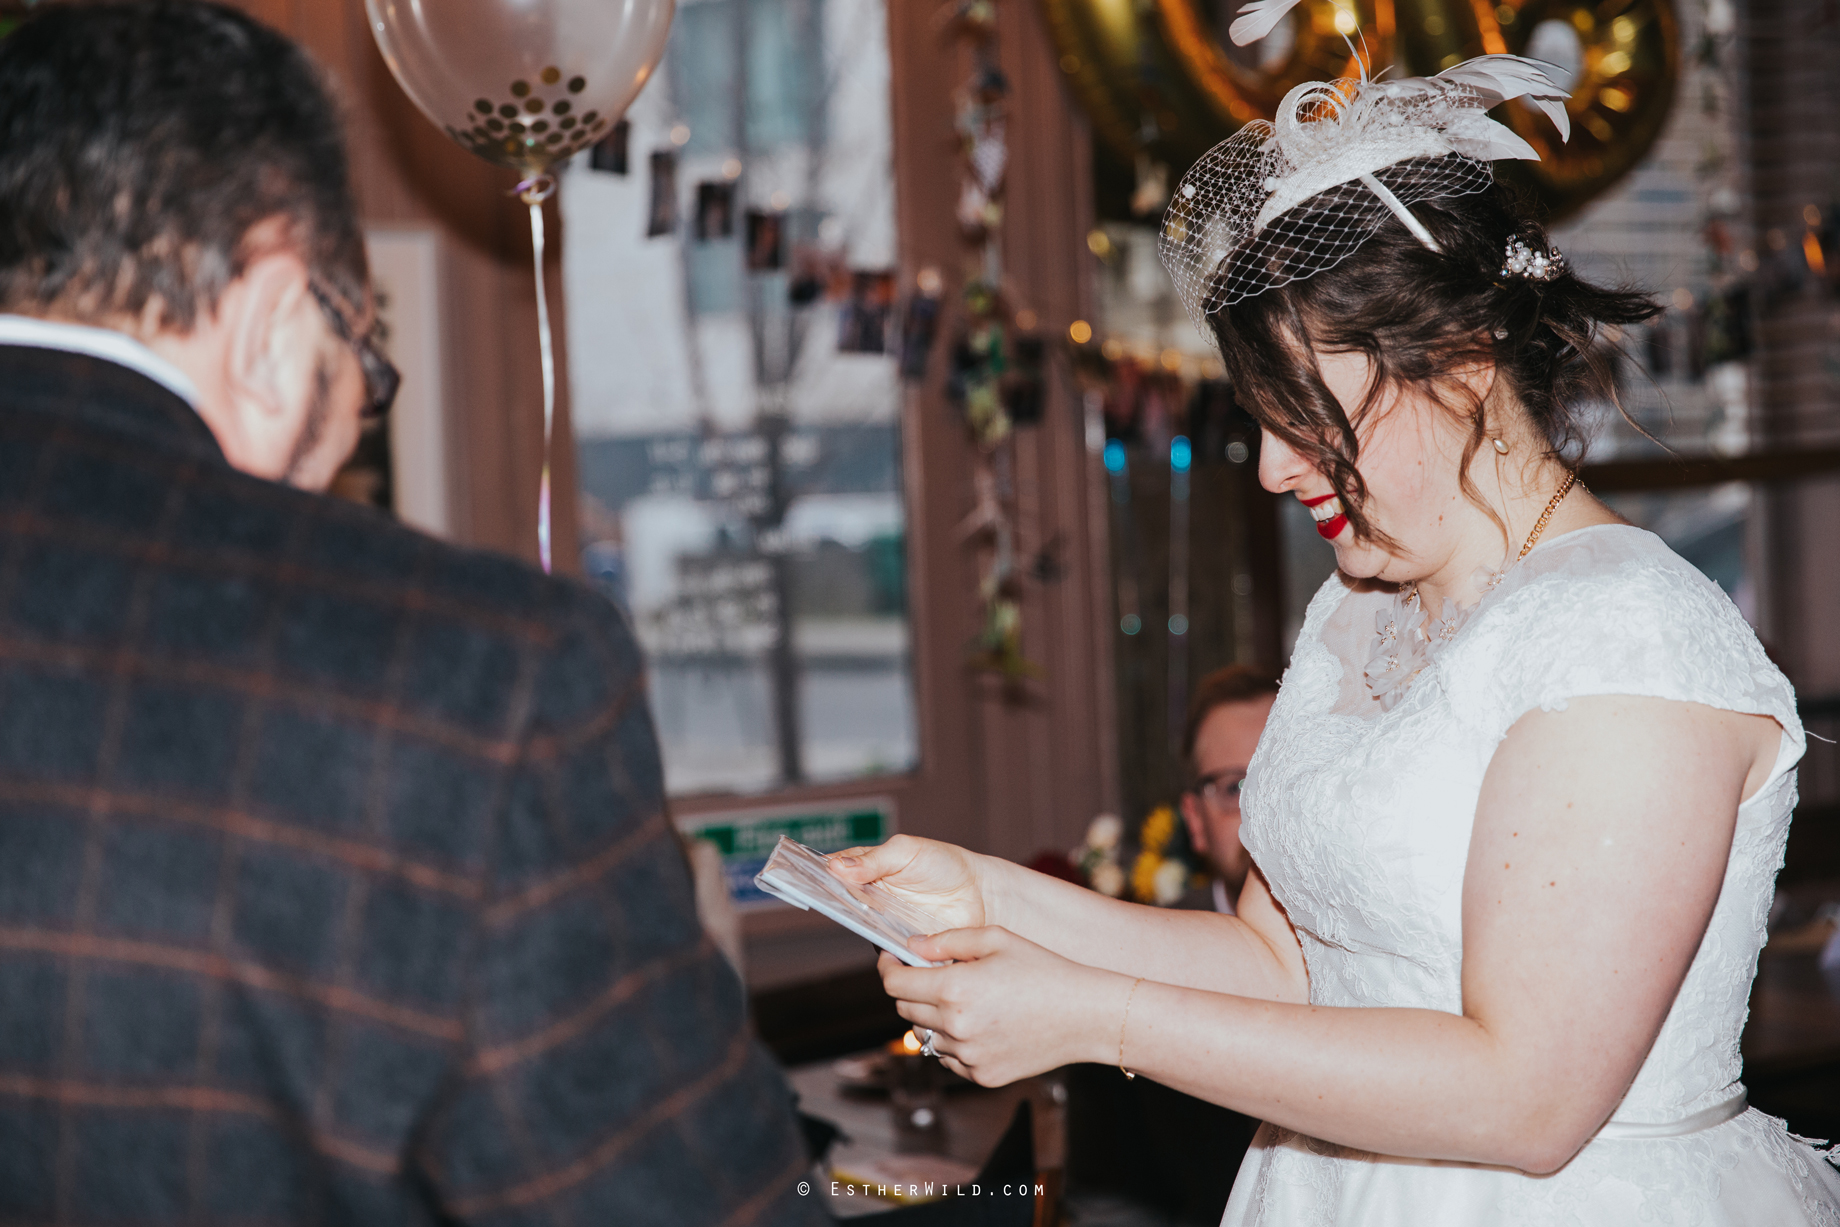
left=933, top=0, right=1044, bottom=685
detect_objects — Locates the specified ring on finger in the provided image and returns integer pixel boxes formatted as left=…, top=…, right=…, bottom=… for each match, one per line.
left=920, top=1028, right=937, bottom=1058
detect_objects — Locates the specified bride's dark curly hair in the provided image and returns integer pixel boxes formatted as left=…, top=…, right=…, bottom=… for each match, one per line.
left=1206, top=170, right=1661, bottom=550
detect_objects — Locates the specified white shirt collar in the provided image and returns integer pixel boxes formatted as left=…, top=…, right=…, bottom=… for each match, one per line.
left=0, top=314, right=200, bottom=408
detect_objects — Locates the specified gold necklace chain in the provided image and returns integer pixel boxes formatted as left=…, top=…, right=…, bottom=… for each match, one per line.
left=1399, top=470, right=1581, bottom=616
left=1516, top=470, right=1579, bottom=561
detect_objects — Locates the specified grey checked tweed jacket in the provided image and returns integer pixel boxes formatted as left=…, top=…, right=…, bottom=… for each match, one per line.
left=0, top=344, right=827, bottom=1225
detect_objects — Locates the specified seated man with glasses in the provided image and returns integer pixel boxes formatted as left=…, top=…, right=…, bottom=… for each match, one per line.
left=1175, top=665, right=1281, bottom=915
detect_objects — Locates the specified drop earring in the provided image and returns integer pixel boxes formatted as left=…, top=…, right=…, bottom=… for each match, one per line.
left=1490, top=437, right=1510, bottom=455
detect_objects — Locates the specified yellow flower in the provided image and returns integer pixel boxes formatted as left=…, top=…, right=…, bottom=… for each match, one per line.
left=1140, top=805, right=1177, bottom=855
left=1130, top=848, right=1161, bottom=903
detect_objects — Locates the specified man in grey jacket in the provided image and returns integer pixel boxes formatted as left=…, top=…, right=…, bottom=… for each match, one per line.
left=0, top=4, right=825, bottom=1222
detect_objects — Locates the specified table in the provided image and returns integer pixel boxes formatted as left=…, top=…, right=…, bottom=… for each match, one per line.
left=787, top=1048, right=1066, bottom=1219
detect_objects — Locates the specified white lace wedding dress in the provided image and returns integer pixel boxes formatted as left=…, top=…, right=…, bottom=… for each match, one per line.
left=1222, top=524, right=1840, bottom=1226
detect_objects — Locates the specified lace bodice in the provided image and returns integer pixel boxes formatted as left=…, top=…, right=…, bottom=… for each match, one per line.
left=1224, top=524, right=1840, bottom=1225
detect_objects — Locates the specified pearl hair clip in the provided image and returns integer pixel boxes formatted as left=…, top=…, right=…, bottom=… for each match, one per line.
left=1501, top=236, right=1565, bottom=282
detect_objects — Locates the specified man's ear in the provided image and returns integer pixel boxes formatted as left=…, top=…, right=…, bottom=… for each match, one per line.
left=1179, top=792, right=1209, bottom=854
left=210, top=247, right=323, bottom=479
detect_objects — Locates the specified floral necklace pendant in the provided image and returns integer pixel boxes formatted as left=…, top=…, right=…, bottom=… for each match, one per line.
left=1363, top=576, right=1488, bottom=711
left=1364, top=584, right=1459, bottom=711
left=1361, top=473, right=1579, bottom=710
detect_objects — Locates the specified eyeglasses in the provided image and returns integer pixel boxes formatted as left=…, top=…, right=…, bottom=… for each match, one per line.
left=307, top=279, right=401, bottom=423
left=1190, top=769, right=1246, bottom=809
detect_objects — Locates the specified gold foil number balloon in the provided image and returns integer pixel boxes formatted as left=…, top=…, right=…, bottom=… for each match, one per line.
left=1041, top=0, right=1674, bottom=219
left=1492, top=0, right=1679, bottom=219
left=365, top=0, right=675, bottom=177
left=1158, top=0, right=1397, bottom=128
left=1041, top=0, right=1395, bottom=170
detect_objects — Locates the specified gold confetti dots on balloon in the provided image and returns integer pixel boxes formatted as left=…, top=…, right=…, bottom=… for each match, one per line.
left=448, top=74, right=608, bottom=172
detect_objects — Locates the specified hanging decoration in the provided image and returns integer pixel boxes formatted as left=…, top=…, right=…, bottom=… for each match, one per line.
left=588, top=119, right=632, bottom=175
left=744, top=210, right=787, bottom=271
left=934, top=0, right=1045, bottom=685
left=839, top=272, right=899, bottom=354
left=898, top=268, right=945, bottom=380
left=694, top=181, right=737, bottom=241
left=646, top=150, right=681, bottom=238
left=366, top=0, right=676, bottom=571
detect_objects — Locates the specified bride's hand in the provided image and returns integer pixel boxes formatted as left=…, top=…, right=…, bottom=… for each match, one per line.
left=878, top=927, right=1117, bottom=1086
left=827, top=834, right=991, bottom=931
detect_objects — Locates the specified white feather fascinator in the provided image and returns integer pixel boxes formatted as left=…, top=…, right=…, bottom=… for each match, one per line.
left=1158, top=0, right=1572, bottom=334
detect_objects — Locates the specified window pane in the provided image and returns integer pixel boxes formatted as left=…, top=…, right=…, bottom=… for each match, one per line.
left=562, top=0, right=913, bottom=797
left=746, top=0, right=824, bottom=150
left=673, top=1, right=737, bottom=154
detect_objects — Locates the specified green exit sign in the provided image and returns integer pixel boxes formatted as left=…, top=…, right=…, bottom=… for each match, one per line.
left=680, top=799, right=893, bottom=907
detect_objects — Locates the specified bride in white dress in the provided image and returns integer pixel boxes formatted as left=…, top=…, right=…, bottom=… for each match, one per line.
left=829, top=31, right=1840, bottom=1227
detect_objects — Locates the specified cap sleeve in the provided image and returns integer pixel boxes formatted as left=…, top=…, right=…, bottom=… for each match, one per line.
left=1444, top=530, right=1804, bottom=783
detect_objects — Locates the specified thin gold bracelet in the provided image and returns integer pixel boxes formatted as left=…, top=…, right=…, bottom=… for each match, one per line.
left=1119, top=976, right=1144, bottom=1079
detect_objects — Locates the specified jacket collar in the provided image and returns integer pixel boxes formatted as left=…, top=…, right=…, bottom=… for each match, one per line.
left=0, top=315, right=200, bottom=406
left=0, top=342, right=228, bottom=467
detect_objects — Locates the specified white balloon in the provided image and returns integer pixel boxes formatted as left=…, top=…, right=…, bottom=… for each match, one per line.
left=366, top=0, right=674, bottom=175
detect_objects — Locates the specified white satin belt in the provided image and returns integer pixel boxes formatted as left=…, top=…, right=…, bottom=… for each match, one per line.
left=1595, top=1090, right=1748, bottom=1140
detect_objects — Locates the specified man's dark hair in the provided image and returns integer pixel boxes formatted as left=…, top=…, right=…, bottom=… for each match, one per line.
left=1181, top=664, right=1281, bottom=777
left=0, top=0, right=367, bottom=330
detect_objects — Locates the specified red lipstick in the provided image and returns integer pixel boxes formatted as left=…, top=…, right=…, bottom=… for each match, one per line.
left=1299, top=491, right=1347, bottom=539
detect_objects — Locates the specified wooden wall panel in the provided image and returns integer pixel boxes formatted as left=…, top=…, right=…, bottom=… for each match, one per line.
left=872, top=0, right=1120, bottom=866
left=990, top=0, right=1119, bottom=859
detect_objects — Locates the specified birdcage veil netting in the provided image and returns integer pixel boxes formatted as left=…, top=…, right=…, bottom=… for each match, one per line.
left=1161, top=149, right=1494, bottom=323
left=1158, top=65, right=1563, bottom=339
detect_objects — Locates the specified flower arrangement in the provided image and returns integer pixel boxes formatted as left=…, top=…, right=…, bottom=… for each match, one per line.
left=1059, top=809, right=1198, bottom=906
left=1129, top=805, right=1191, bottom=906
left=1071, top=813, right=1126, bottom=897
